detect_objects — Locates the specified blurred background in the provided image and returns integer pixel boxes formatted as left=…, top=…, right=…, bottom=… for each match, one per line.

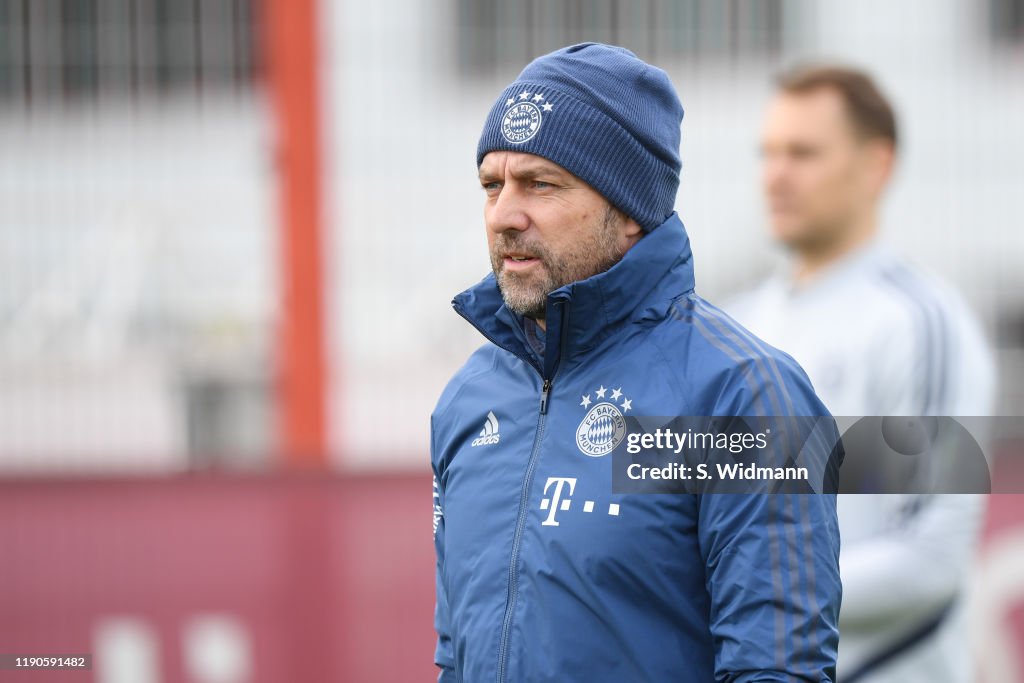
left=0, top=0, right=1022, bottom=681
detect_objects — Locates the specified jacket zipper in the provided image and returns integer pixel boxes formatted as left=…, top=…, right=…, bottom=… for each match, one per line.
left=495, top=304, right=569, bottom=683
left=539, top=378, right=552, bottom=414
left=494, top=376, right=550, bottom=683
left=452, top=299, right=568, bottom=683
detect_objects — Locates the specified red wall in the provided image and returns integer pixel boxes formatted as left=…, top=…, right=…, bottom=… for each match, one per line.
left=2, top=465, right=1023, bottom=683
left=0, top=473, right=437, bottom=683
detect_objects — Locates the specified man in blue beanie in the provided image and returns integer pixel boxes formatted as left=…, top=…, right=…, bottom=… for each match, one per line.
left=431, top=43, right=842, bottom=682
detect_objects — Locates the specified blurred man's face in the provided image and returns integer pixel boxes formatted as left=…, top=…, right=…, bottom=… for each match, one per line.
left=479, top=151, right=641, bottom=321
left=760, top=88, right=888, bottom=251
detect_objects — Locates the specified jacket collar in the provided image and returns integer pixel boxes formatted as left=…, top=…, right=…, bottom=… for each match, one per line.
left=452, top=212, right=695, bottom=377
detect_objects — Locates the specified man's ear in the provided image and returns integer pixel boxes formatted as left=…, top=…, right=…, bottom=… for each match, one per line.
left=618, top=213, right=645, bottom=252
left=623, top=216, right=644, bottom=239
left=612, top=204, right=642, bottom=237
left=864, top=138, right=895, bottom=196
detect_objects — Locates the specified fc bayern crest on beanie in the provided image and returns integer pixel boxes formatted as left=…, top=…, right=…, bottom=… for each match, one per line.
left=476, top=42, right=684, bottom=232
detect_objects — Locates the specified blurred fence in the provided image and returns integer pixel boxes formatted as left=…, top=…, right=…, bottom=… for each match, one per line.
left=0, top=0, right=1021, bottom=469
left=0, top=0, right=274, bottom=471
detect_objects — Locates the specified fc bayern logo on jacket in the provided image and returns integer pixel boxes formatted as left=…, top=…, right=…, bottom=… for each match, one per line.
left=501, top=91, right=555, bottom=144
left=576, top=384, right=632, bottom=457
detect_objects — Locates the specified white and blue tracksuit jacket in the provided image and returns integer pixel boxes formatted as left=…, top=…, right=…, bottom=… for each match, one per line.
left=431, top=213, right=841, bottom=682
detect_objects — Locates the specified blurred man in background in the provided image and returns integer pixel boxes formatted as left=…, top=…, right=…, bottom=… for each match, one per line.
left=726, top=66, right=996, bottom=682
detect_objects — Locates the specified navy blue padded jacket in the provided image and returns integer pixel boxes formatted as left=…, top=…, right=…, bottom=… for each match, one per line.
left=431, top=213, right=841, bottom=682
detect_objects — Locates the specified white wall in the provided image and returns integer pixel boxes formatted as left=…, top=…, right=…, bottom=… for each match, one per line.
left=324, top=0, right=1024, bottom=468
left=0, top=98, right=276, bottom=470
left=0, top=0, right=1019, bottom=470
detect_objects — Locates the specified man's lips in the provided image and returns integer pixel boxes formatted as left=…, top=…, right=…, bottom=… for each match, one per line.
left=502, top=254, right=541, bottom=271
left=768, top=196, right=797, bottom=214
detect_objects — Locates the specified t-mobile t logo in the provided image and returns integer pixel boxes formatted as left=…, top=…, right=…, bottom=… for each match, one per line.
left=540, top=476, right=621, bottom=527
left=540, top=477, right=576, bottom=526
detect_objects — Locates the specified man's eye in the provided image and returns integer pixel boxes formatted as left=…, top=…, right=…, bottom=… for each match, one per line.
left=532, top=181, right=552, bottom=189
left=482, top=182, right=501, bottom=192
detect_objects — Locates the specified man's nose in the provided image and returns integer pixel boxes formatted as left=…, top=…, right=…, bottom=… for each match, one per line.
left=762, top=156, right=790, bottom=194
left=487, top=183, right=531, bottom=234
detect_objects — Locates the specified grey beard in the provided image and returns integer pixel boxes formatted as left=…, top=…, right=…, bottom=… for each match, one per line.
left=492, top=205, right=624, bottom=321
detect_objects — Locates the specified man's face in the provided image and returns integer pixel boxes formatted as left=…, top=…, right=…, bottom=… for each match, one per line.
left=479, top=151, right=640, bottom=321
left=760, top=88, right=888, bottom=250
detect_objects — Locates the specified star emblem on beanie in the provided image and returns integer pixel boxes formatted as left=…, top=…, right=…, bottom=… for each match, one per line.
left=500, top=91, right=554, bottom=144
left=477, top=43, right=684, bottom=231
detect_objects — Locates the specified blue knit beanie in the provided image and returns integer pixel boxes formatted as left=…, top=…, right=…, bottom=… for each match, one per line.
left=477, top=43, right=684, bottom=231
